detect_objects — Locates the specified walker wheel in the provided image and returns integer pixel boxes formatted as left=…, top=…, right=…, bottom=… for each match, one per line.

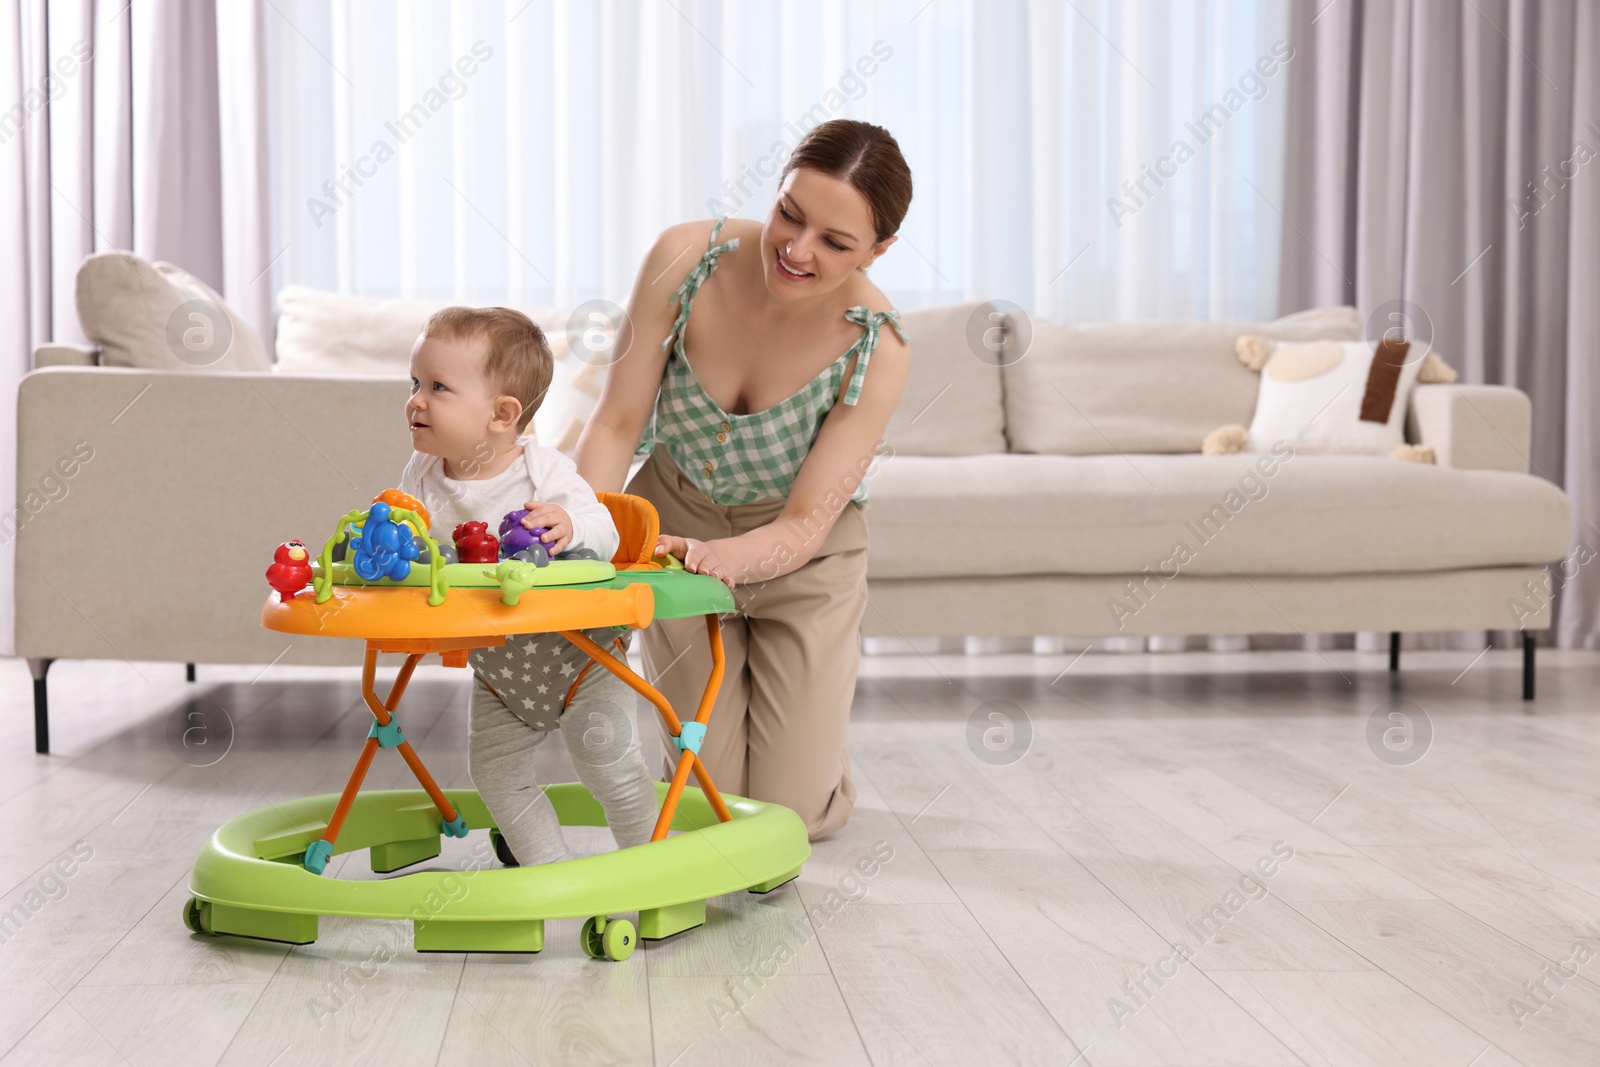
left=581, top=916, right=636, bottom=961
left=580, top=916, right=605, bottom=958
left=489, top=828, right=518, bottom=867
left=183, top=897, right=209, bottom=935
left=602, top=918, right=636, bottom=961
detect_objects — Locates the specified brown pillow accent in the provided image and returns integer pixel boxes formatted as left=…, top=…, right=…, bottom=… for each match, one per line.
left=1359, top=338, right=1410, bottom=422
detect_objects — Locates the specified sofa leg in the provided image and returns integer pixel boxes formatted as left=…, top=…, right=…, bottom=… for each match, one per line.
left=1523, top=632, right=1536, bottom=701
left=186, top=662, right=196, bottom=683
left=1389, top=632, right=1400, bottom=672
left=28, top=658, right=53, bottom=755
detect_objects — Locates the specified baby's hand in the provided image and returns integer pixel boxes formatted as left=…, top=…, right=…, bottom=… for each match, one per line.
left=520, top=500, right=573, bottom=556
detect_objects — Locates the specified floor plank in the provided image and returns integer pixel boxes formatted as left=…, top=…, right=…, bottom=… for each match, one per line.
left=930, top=849, right=1300, bottom=1066
left=647, top=975, right=870, bottom=1066
left=1293, top=898, right=1600, bottom=1065
left=436, top=949, right=654, bottom=1066
left=1208, top=970, right=1505, bottom=1067
left=814, top=902, right=1080, bottom=1065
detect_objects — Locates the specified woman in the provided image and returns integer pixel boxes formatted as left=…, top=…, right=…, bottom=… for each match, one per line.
left=574, top=119, right=912, bottom=840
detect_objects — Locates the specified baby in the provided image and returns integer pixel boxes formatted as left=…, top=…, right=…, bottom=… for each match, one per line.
left=398, top=305, right=658, bottom=866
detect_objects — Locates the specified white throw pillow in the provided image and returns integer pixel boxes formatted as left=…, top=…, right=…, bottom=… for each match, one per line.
left=1246, top=338, right=1425, bottom=454
left=273, top=286, right=453, bottom=377
left=273, top=287, right=574, bottom=373
left=76, top=252, right=271, bottom=372
left=273, top=286, right=604, bottom=454
left=535, top=325, right=614, bottom=454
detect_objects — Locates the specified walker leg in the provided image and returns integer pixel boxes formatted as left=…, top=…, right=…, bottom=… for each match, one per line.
left=688, top=755, right=733, bottom=824
left=205, top=903, right=318, bottom=945
left=639, top=898, right=706, bottom=940
left=370, top=835, right=443, bottom=873
left=686, top=616, right=734, bottom=824
left=395, top=740, right=463, bottom=829
left=414, top=918, right=544, bottom=953
left=307, top=735, right=381, bottom=872
left=749, top=867, right=802, bottom=894
left=563, top=617, right=734, bottom=845
left=364, top=650, right=462, bottom=828
left=652, top=750, right=698, bottom=841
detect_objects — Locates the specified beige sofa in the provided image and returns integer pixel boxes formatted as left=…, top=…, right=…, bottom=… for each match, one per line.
left=861, top=304, right=1567, bottom=665
left=13, top=268, right=1570, bottom=753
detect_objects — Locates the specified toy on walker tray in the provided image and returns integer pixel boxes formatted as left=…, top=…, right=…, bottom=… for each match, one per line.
left=201, top=488, right=807, bottom=961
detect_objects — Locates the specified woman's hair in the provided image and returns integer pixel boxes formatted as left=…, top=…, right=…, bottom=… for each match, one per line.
left=421, top=306, right=553, bottom=432
left=780, top=119, right=912, bottom=244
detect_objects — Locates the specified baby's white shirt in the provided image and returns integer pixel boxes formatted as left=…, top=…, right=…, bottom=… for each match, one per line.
left=398, top=437, right=619, bottom=561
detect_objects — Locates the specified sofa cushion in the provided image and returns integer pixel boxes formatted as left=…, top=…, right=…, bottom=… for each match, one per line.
left=273, top=286, right=599, bottom=453
left=881, top=302, right=1007, bottom=456
left=273, top=286, right=571, bottom=375
left=1002, top=305, right=1362, bottom=455
left=76, top=252, right=272, bottom=372
left=862, top=452, right=1570, bottom=580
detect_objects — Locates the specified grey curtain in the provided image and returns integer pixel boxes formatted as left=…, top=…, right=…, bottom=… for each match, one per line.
left=0, top=0, right=269, bottom=658
left=1276, top=0, right=1600, bottom=651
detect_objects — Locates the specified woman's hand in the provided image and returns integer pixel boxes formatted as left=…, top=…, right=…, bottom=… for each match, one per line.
left=520, top=501, right=573, bottom=555
left=656, top=534, right=736, bottom=589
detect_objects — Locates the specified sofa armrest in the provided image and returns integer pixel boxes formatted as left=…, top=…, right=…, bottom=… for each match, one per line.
left=13, top=366, right=413, bottom=665
left=33, top=342, right=101, bottom=368
left=1406, top=384, right=1533, bottom=473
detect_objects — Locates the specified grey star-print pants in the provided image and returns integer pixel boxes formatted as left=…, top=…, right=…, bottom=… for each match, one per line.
left=467, top=628, right=661, bottom=866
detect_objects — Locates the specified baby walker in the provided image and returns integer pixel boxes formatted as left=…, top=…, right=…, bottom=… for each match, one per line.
left=183, top=489, right=808, bottom=960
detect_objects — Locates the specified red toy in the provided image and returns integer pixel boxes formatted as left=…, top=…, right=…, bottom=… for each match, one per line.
left=453, top=521, right=499, bottom=564
left=266, top=540, right=313, bottom=602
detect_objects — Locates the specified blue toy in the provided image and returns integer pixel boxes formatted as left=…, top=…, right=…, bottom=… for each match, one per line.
left=348, top=501, right=419, bottom=581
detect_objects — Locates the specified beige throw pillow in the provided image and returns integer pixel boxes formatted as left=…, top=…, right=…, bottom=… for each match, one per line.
left=76, top=252, right=271, bottom=372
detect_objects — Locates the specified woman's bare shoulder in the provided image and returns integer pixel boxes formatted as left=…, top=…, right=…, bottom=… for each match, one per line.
left=644, top=220, right=718, bottom=276
left=843, top=276, right=909, bottom=353
left=718, top=215, right=763, bottom=242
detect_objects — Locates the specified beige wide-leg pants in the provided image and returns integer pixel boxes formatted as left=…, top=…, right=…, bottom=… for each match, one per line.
left=625, top=446, right=868, bottom=840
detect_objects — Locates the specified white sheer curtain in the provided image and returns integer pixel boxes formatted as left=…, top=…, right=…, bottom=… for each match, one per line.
left=263, top=0, right=1291, bottom=322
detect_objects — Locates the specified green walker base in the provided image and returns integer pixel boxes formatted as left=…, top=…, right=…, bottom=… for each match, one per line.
left=185, top=783, right=808, bottom=960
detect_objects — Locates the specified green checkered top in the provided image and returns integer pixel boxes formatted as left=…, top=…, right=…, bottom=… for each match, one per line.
left=634, top=216, right=908, bottom=506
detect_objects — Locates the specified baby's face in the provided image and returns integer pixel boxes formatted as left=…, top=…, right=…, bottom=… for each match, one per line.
left=406, top=333, right=515, bottom=460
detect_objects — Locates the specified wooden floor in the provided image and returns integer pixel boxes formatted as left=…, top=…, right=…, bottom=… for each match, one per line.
left=2, top=643, right=1598, bottom=1066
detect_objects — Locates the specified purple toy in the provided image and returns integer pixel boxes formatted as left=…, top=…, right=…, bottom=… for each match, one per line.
left=498, top=509, right=551, bottom=560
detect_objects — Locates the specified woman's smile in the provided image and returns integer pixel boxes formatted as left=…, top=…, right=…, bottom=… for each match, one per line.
left=774, top=247, right=814, bottom=281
